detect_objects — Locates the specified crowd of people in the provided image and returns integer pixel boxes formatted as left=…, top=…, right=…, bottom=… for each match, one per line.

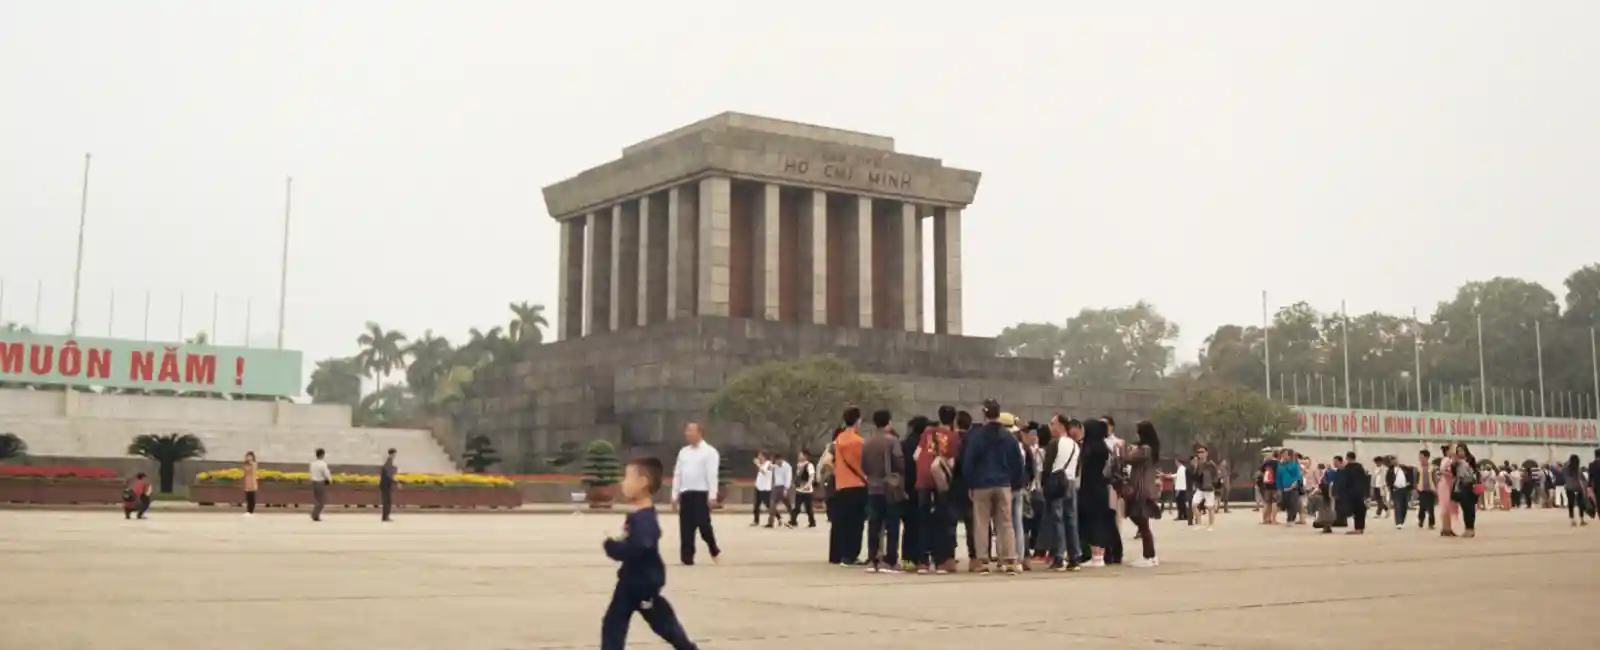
left=796, top=398, right=1173, bottom=574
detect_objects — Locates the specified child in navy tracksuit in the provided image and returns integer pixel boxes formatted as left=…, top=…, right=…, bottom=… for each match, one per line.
left=602, top=457, right=699, bottom=650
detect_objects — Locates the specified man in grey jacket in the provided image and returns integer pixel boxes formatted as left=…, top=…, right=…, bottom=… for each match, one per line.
left=380, top=448, right=398, bottom=522
left=860, top=409, right=905, bottom=573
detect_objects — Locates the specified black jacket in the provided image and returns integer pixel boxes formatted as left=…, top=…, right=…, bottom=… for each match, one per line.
left=1336, top=462, right=1370, bottom=504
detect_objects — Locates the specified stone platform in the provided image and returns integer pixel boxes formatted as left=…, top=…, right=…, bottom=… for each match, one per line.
left=455, top=316, right=1163, bottom=469
left=2, top=508, right=1595, bottom=649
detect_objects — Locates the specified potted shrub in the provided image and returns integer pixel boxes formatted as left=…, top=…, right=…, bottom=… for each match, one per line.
left=581, top=439, right=621, bottom=509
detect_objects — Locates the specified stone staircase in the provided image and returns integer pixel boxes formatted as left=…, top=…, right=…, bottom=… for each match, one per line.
left=0, top=390, right=455, bottom=474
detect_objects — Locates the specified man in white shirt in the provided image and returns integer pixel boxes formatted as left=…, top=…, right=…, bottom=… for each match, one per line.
left=752, top=453, right=774, bottom=526
left=1171, top=455, right=1190, bottom=524
left=766, top=454, right=794, bottom=528
left=309, top=448, right=332, bottom=522
left=1043, top=415, right=1084, bottom=571
left=672, top=423, right=722, bottom=565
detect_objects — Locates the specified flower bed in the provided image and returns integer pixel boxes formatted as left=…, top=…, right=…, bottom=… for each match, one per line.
left=190, top=469, right=521, bottom=509
left=0, top=465, right=125, bottom=504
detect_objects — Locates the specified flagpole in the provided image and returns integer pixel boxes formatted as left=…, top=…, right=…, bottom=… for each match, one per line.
left=177, top=294, right=185, bottom=341
left=1342, top=300, right=1352, bottom=408
left=142, top=290, right=150, bottom=341
left=1535, top=320, right=1546, bottom=417
left=1591, top=327, right=1598, bottom=422
left=70, top=153, right=91, bottom=335
left=107, top=292, right=115, bottom=336
left=211, top=292, right=219, bottom=343
left=244, top=299, right=253, bottom=347
left=1412, top=307, right=1424, bottom=412
left=0, top=279, right=7, bottom=325
left=34, top=279, right=43, bottom=330
left=1262, top=290, right=1271, bottom=399
left=1472, top=312, right=1486, bottom=414
left=276, top=176, right=292, bottom=350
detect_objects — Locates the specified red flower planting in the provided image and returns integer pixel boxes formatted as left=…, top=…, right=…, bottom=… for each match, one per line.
left=0, top=466, right=120, bottom=480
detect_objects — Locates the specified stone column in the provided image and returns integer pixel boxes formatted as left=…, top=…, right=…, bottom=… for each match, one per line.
left=638, top=194, right=668, bottom=326
left=797, top=190, right=827, bottom=325
left=854, top=196, right=873, bottom=328
left=557, top=218, right=585, bottom=340
left=933, top=207, right=962, bottom=335
left=584, top=210, right=613, bottom=336
left=754, top=183, right=781, bottom=320
left=611, top=203, right=640, bottom=330
left=899, top=202, right=919, bottom=332
left=697, top=176, right=731, bottom=317
left=665, top=186, right=698, bottom=320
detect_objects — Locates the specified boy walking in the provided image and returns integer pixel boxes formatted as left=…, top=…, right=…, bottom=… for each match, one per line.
left=602, top=457, right=699, bottom=650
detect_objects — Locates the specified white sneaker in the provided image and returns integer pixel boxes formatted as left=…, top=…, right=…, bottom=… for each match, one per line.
left=1395, top=524, right=1403, bottom=530
left=1205, top=526, right=1214, bottom=532
left=1151, top=557, right=1160, bottom=567
left=243, top=513, right=252, bottom=518
left=1129, top=558, right=1156, bottom=568
left=1085, top=558, right=1105, bottom=568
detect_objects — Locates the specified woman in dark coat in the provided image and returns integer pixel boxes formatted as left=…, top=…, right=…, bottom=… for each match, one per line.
left=1077, top=419, right=1119, bottom=566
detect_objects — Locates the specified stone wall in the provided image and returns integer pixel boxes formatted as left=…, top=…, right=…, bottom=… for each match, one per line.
left=455, top=316, right=1164, bottom=471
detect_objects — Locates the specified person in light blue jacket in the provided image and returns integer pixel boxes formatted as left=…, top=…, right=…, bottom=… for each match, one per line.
left=1274, top=449, right=1304, bottom=526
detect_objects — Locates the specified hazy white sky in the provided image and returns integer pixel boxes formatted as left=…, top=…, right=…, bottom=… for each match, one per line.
left=3, top=1, right=1597, bottom=393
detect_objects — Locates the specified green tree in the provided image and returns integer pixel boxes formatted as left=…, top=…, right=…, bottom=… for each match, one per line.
left=403, top=330, right=454, bottom=404
left=354, top=322, right=408, bottom=392
left=0, top=432, right=26, bottom=460
left=354, top=385, right=413, bottom=427
left=126, top=433, right=207, bottom=493
left=461, top=435, right=501, bottom=473
left=508, top=302, right=549, bottom=346
left=581, top=439, right=621, bottom=488
left=708, top=356, right=903, bottom=458
left=1152, top=379, right=1298, bottom=474
left=306, top=357, right=363, bottom=408
left=1562, top=263, right=1600, bottom=329
left=456, top=326, right=511, bottom=369
left=1427, top=277, right=1559, bottom=394
left=998, top=302, right=1178, bottom=386
left=995, top=322, right=1066, bottom=363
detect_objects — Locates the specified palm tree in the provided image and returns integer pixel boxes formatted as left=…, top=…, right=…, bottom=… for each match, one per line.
left=354, top=385, right=411, bottom=427
left=508, top=302, right=549, bottom=345
left=0, top=432, right=26, bottom=460
left=457, top=327, right=508, bottom=369
left=354, top=322, right=408, bottom=392
left=404, top=330, right=454, bottom=402
left=127, top=433, right=207, bottom=493
left=306, top=357, right=364, bottom=407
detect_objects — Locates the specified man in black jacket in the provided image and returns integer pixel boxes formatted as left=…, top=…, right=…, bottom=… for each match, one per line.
left=1336, top=452, right=1371, bottom=534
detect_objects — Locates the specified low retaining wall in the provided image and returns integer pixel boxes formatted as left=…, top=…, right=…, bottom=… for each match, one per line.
left=0, top=479, right=125, bottom=505
left=190, top=484, right=522, bottom=509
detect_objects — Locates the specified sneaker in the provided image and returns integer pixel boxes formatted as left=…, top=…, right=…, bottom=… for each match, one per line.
left=863, top=563, right=880, bottom=573
left=879, top=565, right=901, bottom=574
left=1128, top=558, right=1156, bottom=569
left=978, top=564, right=992, bottom=575
left=1065, top=562, right=1082, bottom=572
left=968, top=560, right=983, bottom=573
left=1205, top=526, right=1214, bottom=532
left=1049, top=560, right=1067, bottom=572
left=1151, top=557, right=1160, bottom=567
left=1395, top=525, right=1403, bottom=530
left=1003, top=564, right=1021, bottom=575
left=915, top=565, right=930, bottom=575
left=934, top=567, right=950, bottom=575
left=1084, top=558, right=1105, bottom=568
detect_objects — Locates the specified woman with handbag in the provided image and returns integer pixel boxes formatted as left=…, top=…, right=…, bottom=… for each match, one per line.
left=1449, top=443, right=1480, bottom=538
left=1124, top=422, right=1162, bottom=568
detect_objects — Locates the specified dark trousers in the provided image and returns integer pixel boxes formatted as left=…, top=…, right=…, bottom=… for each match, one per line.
left=1456, top=492, right=1477, bottom=530
left=789, top=492, right=815, bottom=526
left=1416, top=491, right=1437, bottom=527
left=828, top=487, right=867, bottom=564
left=1176, top=490, right=1192, bottom=523
left=311, top=482, right=327, bottom=521
left=1391, top=487, right=1412, bottom=526
left=1347, top=499, right=1367, bottom=531
left=245, top=490, right=257, bottom=514
left=865, top=494, right=902, bottom=566
left=677, top=491, right=720, bottom=565
left=380, top=485, right=394, bottom=520
left=1373, top=489, right=1387, bottom=515
left=900, top=496, right=919, bottom=565
left=914, top=489, right=953, bottom=565
left=949, top=497, right=977, bottom=559
left=125, top=496, right=151, bottom=519
left=752, top=490, right=770, bottom=524
left=1129, top=512, right=1155, bottom=559
left=600, top=586, right=697, bottom=650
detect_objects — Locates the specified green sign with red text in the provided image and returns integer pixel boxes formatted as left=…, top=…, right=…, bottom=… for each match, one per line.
left=0, top=332, right=302, bottom=397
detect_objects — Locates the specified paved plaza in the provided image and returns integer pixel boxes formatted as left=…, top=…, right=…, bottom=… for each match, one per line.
left=1, top=506, right=1596, bottom=650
